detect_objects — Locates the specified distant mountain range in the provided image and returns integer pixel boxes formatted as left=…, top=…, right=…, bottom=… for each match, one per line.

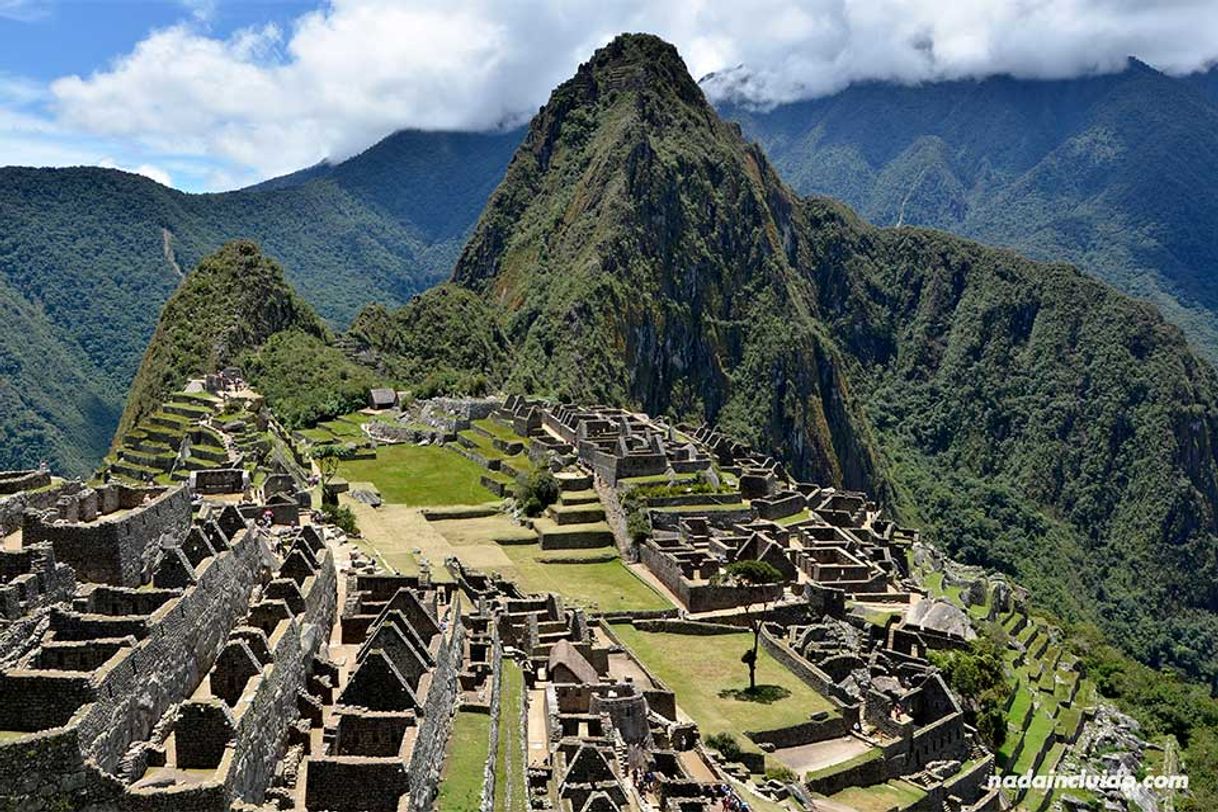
left=719, top=59, right=1218, bottom=364
left=0, top=128, right=520, bottom=472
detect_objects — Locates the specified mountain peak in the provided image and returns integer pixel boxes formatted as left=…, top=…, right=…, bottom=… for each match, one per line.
left=545, top=32, right=709, bottom=122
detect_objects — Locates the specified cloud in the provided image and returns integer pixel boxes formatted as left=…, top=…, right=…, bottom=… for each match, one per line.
left=0, top=0, right=51, bottom=22
left=15, top=0, right=1218, bottom=189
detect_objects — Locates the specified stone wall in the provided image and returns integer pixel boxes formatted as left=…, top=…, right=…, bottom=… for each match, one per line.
left=0, top=469, right=50, bottom=495
left=0, top=479, right=80, bottom=536
left=759, top=628, right=857, bottom=707
left=648, top=507, right=754, bottom=530
left=76, top=528, right=267, bottom=776
left=479, top=627, right=504, bottom=812
left=24, top=485, right=192, bottom=587
left=637, top=542, right=782, bottom=613
left=405, top=604, right=465, bottom=811
left=224, top=548, right=338, bottom=803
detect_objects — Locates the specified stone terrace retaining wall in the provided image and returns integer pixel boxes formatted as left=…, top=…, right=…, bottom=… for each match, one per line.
left=0, top=469, right=50, bottom=495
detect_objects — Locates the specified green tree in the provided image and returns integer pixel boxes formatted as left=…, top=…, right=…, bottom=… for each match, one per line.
left=929, top=638, right=1011, bottom=750
left=725, top=559, right=784, bottom=691
left=312, top=442, right=347, bottom=506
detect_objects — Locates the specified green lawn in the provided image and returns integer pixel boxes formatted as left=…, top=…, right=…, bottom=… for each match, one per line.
left=472, top=418, right=522, bottom=443
left=436, top=711, right=491, bottom=811
left=826, top=780, right=926, bottom=812
left=337, top=444, right=494, bottom=505
left=493, top=661, right=527, bottom=812
left=496, top=550, right=671, bottom=612
left=610, top=624, right=837, bottom=750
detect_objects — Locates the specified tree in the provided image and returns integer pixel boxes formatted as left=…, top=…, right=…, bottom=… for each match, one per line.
left=312, top=443, right=347, bottom=506
left=515, top=466, right=560, bottom=517
left=929, top=637, right=1011, bottom=750
left=725, top=559, right=784, bottom=691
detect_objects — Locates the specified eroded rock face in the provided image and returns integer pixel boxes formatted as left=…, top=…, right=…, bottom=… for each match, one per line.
left=907, top=598, right=976, bottom=641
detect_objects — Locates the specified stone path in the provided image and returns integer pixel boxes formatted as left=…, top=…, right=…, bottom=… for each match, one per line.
left=527, top=687, right=548, bottom=766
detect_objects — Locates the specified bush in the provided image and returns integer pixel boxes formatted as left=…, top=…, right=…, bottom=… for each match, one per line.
left=315, top=504, right=359, bottom=536
left=704, top=732, right=743, bottom=761
left=515, top=467, right=560, bottom=517
left=627, top=509, right=651, bottom=544
left=765, top=764, right=797, bottom=782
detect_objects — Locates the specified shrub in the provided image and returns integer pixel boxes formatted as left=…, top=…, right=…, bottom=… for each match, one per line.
left=315, top=504, right=359, bottom=536
left=515, top=467, right=559, bottom=517
left=627, top=509, right=651, bottom=544
left=704, top=732, right=743, bottom=761
left=765, top=764, right=797, bottom=782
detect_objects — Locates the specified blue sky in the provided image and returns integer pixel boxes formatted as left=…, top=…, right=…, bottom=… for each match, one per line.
left=3, top=0, right=1217, bottom=193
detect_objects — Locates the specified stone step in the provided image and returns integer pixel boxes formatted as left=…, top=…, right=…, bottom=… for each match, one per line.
left=534, top=519, right=614, bottom=550
left=547, top=504, right=606, bottom=526
left=555, top=472, right=592, bottom=492
left=118, top=448, right=174, bottom=471
left=558, top=490, right=600, bottom=506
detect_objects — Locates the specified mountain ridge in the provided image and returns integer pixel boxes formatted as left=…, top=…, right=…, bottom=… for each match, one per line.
left=418, top=33, right=1218, bottom=681
left=0, top=127, right=521, bottom=475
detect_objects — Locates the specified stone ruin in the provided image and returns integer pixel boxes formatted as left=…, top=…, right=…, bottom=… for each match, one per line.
left=0, top=454, right=415, bottom=811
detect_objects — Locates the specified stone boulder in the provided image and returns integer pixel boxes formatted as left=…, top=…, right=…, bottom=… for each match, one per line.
left=906, top=598, right=976, bottom=641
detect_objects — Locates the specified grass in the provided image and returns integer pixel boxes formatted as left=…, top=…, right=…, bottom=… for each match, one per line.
left=825, top=779, right=926, bottom=812
left=436, top=711, right=491, bottom=811
left=776, top=509, right=813, bottom=525
left=472, top=417, right=522, bottom=443
left=496, top=547, right=671, bottom=612
left=493, top=660, right=527, bottom=812
left=337, top=443, right=495, bottom=505
left=609, top=624, right=837, bottom=751
left=1011, top=710, right=1057, bottom=773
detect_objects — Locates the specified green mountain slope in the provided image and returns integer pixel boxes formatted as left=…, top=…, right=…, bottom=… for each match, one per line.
left=0, top=128, right=520, bottom=475
left=117, top=240, right=330, bottom=437
left=408, top=34, right=1217, bottom=680
left=718, top=60, right=1218, bottom=366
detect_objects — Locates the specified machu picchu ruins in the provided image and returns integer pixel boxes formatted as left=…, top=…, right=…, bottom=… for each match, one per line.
left=0, top=380, right=1169, bottom=812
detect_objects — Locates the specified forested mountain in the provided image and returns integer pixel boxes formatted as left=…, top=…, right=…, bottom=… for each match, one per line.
left=345, top=34, right=1218, bottom=684
left=717, top=60, right=1218, bottom=364
left=0, top=128, right=520, bottom=474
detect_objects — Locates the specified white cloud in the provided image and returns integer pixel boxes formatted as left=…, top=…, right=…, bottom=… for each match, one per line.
left=10, top=0, right=1218, bottom=189
left=0, top=0, right=51, bottom=22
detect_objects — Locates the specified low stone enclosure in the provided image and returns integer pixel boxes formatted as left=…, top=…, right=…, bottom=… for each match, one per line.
left=21, top=483, right=192, bottom=587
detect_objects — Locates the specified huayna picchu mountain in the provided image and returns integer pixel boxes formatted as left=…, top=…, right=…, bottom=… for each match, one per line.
left=119, top=241, right=375, bottom=445
left=341, top=33, right=1218, bottom=681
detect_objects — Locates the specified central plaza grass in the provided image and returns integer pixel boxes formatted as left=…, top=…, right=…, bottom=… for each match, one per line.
left=436, top=711, right=491, bottom=811
left=609, top=624, right=837, bottom=749
left=337, top=443, right=494, bottom=505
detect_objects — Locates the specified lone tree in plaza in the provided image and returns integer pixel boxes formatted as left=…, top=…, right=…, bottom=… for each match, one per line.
left=725, top=559, right=784, bottom=692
